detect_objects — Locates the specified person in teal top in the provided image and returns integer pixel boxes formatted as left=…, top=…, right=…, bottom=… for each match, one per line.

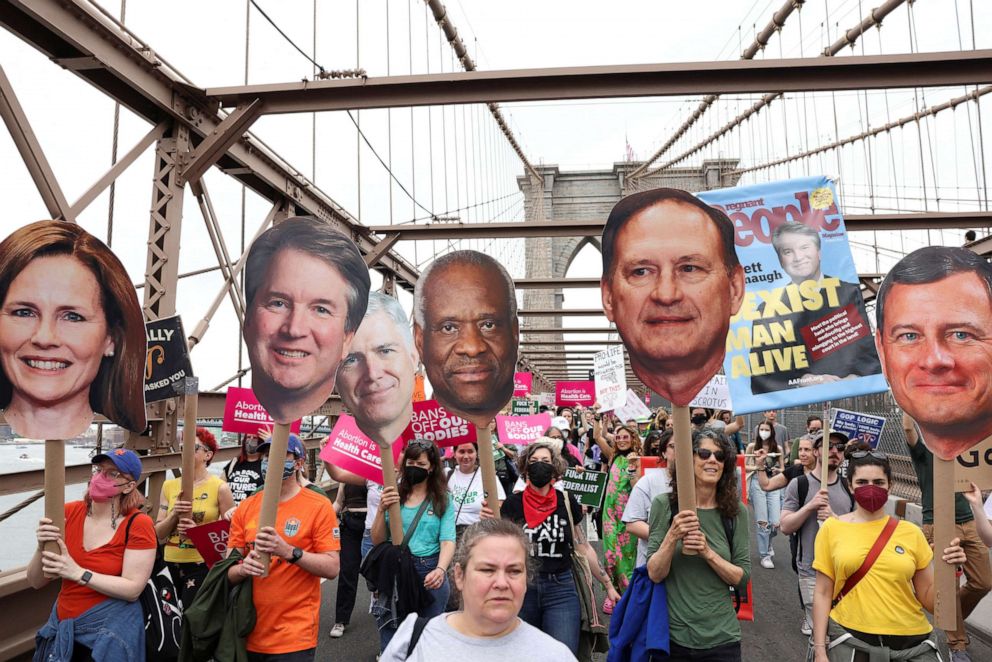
left=647, top=428, right=751, bottom=661
left=372, top=439, right=456, bottom=652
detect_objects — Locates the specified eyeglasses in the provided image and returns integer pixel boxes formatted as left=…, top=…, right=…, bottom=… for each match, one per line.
left=850, top=450, right=888, bottom=460
left=92, top=466, right=124, bottom=480
left=194, top=444, right=210, bottom=452
left=694, top=448, right=726, bottom=462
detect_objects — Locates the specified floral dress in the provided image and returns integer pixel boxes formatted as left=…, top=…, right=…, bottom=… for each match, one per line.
left=602, top=454, right=636, bottom=593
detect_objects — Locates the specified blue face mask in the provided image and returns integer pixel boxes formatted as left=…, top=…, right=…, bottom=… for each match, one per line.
left=261, top=458, right=298, bottom=480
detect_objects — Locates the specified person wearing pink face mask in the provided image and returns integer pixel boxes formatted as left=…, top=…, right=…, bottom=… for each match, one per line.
left=811, top=451, right=967, bottom=662
left=28, top=448, right=156, bottom=660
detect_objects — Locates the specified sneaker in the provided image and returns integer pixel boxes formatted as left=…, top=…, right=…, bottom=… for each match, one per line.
left=800, top=619, right=812, bottom=636
left=602, top=597, right=614, bottom=615
left=329, top=623, right=346, bottom=638
left=950, top=650, right=972, bottom=662
left=760, top=556, right=775, bottom=569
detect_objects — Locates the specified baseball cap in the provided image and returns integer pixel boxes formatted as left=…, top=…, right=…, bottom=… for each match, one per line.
left=92, top=448, right=143, bottom=480
left=551, top=416, right=570, bottom=433
left=257, top=433, right=306, bottom=458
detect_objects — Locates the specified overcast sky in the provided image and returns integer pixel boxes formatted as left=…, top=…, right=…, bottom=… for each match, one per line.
left=1, top=0, right=989, bottom=392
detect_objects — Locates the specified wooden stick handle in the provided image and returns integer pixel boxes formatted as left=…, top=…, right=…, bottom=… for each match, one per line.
left=257, top=423, right=290, bottom=575
left=180, top=377, right=199, bottom=501
left=672, top=405, right=697, bottom=555
left=378, top=442, right=405, bottom=545
left=475, top=426, right=502, bottom=519
left=821, top=403, right=831, bottom=487
left=933, top=457, right=959, bottom=631
left=44, top=439, right=65, bottom=578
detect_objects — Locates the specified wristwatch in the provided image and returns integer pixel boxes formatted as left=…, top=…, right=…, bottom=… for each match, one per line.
left=78, top=570, right=93, bottom=586
left=287, top=547, right=304, bottom=564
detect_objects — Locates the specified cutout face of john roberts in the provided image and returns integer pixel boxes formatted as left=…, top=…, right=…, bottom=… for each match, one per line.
left=600, top=189, right=744, bottom=407
left=413, top=251, right=519, bottom=427
left=243, top=217, right=370, bottom=425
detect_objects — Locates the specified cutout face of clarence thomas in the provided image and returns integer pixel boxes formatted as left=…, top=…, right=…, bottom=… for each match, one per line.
left=413, top=251, right=519, bottom=427
left=875, top=246, right=992, bottom=460
left=601, top=189, right=744, bottom=407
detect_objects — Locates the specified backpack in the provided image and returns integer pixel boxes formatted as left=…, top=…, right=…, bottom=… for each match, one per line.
left=125, top=513, right=184, bottom=661
left=792, top=473, right=855, bottom=573
left=668, top=500, right=746, bottom=613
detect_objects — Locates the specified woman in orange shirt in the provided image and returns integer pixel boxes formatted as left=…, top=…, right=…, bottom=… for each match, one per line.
left=28, top=448, right=157, bottom=660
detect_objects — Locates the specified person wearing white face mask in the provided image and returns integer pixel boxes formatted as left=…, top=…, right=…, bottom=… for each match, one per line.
left=744, top=419, right=785, bottom=569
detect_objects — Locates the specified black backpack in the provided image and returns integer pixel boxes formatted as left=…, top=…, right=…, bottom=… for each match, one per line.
left=125, top=514, right=183, bottom=661
left=791, top=474, right=855, bottom=573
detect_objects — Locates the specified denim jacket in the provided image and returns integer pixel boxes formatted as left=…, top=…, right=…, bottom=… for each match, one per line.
left=34, top=596, right=144, bottom=662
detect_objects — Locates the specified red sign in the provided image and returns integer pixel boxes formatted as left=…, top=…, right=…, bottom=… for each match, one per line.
left=496, top=413, right=552, bottom=445
left=799, top=303, right=870, bottom=362
left=513, top=372, right=533, bottom=397
left=555, top=380, right=596, bottom=407
left=319, top=415, right=405, bottom=485
left=222, top=387, right=302, bottom=435
left=186, top=519, right=231, bottom=568
left=408, top=400, right=477, bottom=448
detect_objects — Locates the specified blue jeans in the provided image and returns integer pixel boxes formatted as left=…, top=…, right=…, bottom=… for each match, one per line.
left=375, top=552, right=449, bottom=652
left=518, top=569, right=581, bottom=655
left=361, top=528, right=374, bottom=559
left=749, top=474, right=781, bottom=558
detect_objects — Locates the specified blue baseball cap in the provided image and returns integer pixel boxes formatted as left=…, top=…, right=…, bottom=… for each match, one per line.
left=257, top=433, right=305, bottom=458
left=92, top=448, right=143, bottom=480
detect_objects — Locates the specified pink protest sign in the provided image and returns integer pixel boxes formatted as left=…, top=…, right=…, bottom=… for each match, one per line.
left=513, top=372, right=533, bottom=397
left=408, top=400, right=477, bottom=448
left=320, top=415, right=405, bottom=485
left=222, top=387, right=302, bottom=435
left=186, top=519, right=231, bottom=568
left=496, top=413, right=552, bottom=445
left=555, top=380, right=596, bottom=407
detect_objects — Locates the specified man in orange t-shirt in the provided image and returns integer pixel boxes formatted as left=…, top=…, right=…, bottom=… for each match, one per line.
left=228, top=435, right=341, bottom=660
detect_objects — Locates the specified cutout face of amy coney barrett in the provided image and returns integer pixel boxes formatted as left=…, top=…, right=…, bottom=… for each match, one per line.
left=600, top=189, right=744, bottom=407
left=0, top=220, right=146, bottom=440
left=413, top=251, right=519, bottom=427
left=243, top=217, right=371, bottom=425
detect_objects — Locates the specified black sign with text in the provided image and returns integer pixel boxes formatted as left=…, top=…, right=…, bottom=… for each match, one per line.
left=144, top=315, right=194, bottom=403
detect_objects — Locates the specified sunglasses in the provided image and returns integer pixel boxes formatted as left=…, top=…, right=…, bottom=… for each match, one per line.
left=407, top=439, right=435, bottom=453
left=850, top=450, right=887, bottom=460
left=694, top=448, right=726, bottom=462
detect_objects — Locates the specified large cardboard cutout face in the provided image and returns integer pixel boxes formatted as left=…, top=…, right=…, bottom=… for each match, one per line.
left=601, top=190, right=744, bottom=406
left=336, top=292, right=419, bottom=444
left=413, top=250, right=519, bottom=427
left=875, top=246, right=992, bottom=460
left=0, top=221, right=146, bottom=439
left=243, top=217, right=371, bottom=424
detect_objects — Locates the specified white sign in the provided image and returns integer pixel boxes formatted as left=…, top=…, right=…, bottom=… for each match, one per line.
left=594, top=346, right=627, bottom=412
left=688, top=375, right=733, bottom=411
left=613, top=388, right=653, bottom=422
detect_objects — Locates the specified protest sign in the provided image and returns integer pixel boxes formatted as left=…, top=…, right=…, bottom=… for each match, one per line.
left=496, top=413, right=552, bottom=445
left=696, top=176, right=887, bottom=414
left=689, top=374, right=732, bottom=411
left=830, top=408, right=886, bottom=449
left=560, top=468, right=608, bottom=508
left=536, top=393, right=556, bottom=409
left=614, top=388, right=653, bottom=422
left=144, top=315, right=194, bottom=404
left=222, top=387, right=302, bottom=435
left=513, top=372, right=533, bottom=397
left=319, top=415, right=405, bottom=485
left=555, top=380, right=596, bottom=407
left=409, top=400, right=477, bottom=448
left=594, top=346, right=627, bottom=411
left=186, top=519, right=230, bottom=568
left=954, top=436, right=992, bottom=492
left=511, top=398, right=538, bottom=416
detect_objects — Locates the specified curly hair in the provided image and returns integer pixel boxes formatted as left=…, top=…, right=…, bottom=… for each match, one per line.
left=669, top=428, right=739, bottom=519
left=516, top=441, right=568, bottom=482
left=613, top=424, right=643, bottom=455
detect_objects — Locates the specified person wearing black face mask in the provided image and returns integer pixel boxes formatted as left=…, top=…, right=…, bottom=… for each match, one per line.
left=371, top=439, right=456, bottom=653
left=498, top=441, right=618, bottom=655
left=690, top=407, right=710, bottom=429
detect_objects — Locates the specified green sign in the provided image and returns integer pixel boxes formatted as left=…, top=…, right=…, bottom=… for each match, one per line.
left=560, top=468, right=608, bottom=509
left=511, top=398, right=537, bottom=415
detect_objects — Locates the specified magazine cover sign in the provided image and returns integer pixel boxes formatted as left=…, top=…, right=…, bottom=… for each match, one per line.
left=874, top=246, right=992, bottom=461
left=0, top=220, right=147, bottom=439
left=243, top=216, right=371, bottom=424
left=696, top=176, right=887, bottom=414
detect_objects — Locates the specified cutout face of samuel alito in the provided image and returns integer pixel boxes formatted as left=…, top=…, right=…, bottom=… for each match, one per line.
left=413, top=251, right=519, bottom=427
left=601, top=189, right=744, bottom=407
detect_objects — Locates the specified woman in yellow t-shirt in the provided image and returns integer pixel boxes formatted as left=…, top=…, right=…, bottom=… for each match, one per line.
left=811, top=451, right=965, bottom=662
left=155, top=427, right=234, bottom=607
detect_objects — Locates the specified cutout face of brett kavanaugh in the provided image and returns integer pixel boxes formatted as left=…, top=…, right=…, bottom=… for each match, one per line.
left=413, top=250, right=519, bottom=427
left=243, top=217, right=371, bottom=425
left=875, top=245, right=992, bottom=460
left=600, top=188, right=744, bottom=407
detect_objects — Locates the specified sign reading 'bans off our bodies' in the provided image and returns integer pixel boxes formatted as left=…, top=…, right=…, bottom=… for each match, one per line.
left=320, top=415, right=405, bottom=485
left=496, top=413, right=552, bottom=445
left=410, top=400, right=477, bottom=448
left=697, top=176, right=888, bottom=414
left=222, top=387, right=302, bottom=435
left=555, top=380, right=596, bottom=407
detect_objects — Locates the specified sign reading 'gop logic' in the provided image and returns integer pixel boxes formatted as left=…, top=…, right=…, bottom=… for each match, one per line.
left=409, top=400, right=477, bottom=447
